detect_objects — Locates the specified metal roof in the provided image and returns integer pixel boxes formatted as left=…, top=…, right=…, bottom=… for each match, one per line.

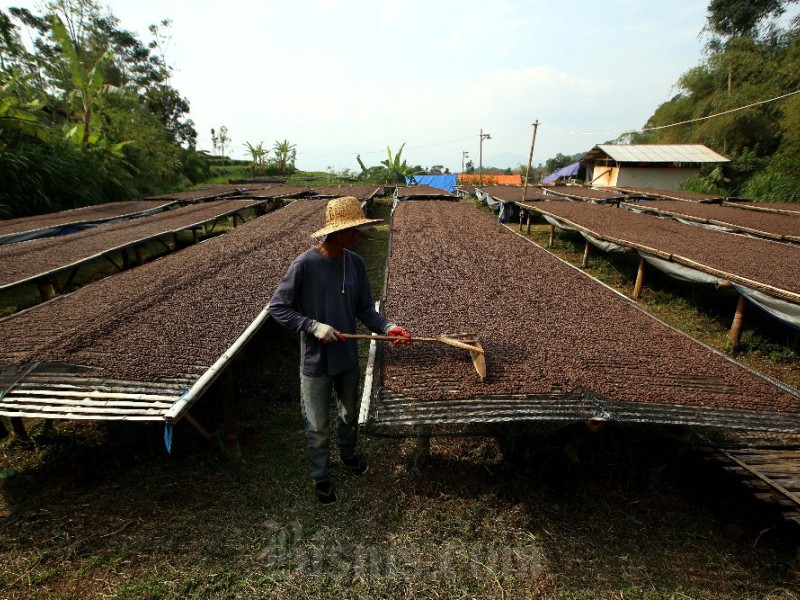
left=582, top=144, right=729, bottom=164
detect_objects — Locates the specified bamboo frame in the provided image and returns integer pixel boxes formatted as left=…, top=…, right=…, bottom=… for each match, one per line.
left=527, top=206, right=800, bottom=305
left=722, top=201, right=800, bottom=217
left=621, top=201, right=799, bottom=244
left=0, top=201, right=268, bottom=296
left=0, top=201, right=179, bottom=246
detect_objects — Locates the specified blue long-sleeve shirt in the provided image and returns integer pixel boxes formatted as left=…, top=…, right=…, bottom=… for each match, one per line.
left=268, top=247, right=390, bottom=377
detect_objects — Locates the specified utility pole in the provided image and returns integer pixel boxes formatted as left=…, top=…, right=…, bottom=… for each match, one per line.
left=522, top=120, right=540, bottom=203
left=479, top=129, right=491, bottom=185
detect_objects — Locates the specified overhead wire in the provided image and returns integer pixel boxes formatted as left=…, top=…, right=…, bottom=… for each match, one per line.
left=542, top=88, right=800, bottom=137
left=295, top=88, right=800, bottom=159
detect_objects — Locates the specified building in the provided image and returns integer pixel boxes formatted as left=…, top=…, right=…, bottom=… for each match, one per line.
left=580, top=144, right=729, bottom=190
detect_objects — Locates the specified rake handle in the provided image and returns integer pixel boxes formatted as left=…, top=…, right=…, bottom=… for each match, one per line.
left=340, top=333, right=483, bottom=354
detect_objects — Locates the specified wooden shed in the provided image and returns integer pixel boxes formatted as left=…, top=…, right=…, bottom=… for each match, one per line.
left=581, top=144, right=729, bottom=190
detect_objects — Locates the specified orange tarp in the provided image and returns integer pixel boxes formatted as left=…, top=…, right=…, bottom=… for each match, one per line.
left=457, top=174, right=522, bottom=185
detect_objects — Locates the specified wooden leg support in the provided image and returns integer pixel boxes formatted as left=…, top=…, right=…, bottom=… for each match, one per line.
left=10, top=417, right=29, bottom=441
left=729, top=294, right=747, bottom=351
left=526, top=212, right=532, bottom=235
left=221, top=367, right=241, bottom=459
left=548, top=224, right=555, bottom=248
left=37, top=280, right=57, bottom=302
left=0, top=418, right=8, bottom=440
left=633, top=257, right=646, bottom=300
left=184, top=411, right=213, bottom=440
left=581, top=239, right=591, bottom=268
left=675, top=426, right=695, bottom=460
left=413, top=425, right=431, bottom=466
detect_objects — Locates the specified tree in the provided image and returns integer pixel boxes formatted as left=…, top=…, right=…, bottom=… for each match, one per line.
left=273, top=138, right=296, bottom=172
left=380, top=143, right=417, bottom=182
left=706, top=0, right=790, bottom=38
left=217, top=125, right=229, bottom=157
left=50, top=14, right=114, bottom=144
left=0, top=2, right=203, bottom=216
left=639, top=0, right=800, bottom=200
left=544, top=152, right=580, bottom=174
left=244, top=140, right=268, bottom=175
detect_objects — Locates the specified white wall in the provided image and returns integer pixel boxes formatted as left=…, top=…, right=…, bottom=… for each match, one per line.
left=615, top=167, right=700, bottom=190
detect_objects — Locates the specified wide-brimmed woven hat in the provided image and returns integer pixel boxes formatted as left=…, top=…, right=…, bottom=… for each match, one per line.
left=311, top=196, right=383, bottom=238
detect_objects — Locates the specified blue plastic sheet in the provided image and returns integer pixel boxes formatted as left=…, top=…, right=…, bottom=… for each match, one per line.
left=542, top=162, right=581, bottom=184
left=404, top=174, right=457, bottom=193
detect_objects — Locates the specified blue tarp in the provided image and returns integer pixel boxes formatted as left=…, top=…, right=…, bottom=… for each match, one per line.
left=404, top=174, right=457, bottom=193
left=542, top=162, right=581, bottom=184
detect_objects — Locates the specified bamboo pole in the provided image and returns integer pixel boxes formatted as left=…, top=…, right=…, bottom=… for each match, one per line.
left=581, top=240, right=591, bottom=268
left=633, top=257, right=646, bottom=299
left=729, top=294, right=747, bottom=351
left=548, top=224, right=555, bottom=248
left=526, top=211, right=532, bottom=235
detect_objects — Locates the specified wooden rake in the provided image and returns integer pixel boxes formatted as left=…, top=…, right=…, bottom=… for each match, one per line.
left=341, top=332, right=486, bottom=381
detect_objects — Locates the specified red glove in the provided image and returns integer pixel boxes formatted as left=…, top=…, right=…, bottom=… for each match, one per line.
left=387, top=326, right=412, bottom=345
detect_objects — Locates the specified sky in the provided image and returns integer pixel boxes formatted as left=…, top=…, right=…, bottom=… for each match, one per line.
left=5, top=0, right=713, bottom=173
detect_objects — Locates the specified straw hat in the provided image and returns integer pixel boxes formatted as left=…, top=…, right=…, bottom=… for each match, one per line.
left=311, top=196, right=383, bottom=238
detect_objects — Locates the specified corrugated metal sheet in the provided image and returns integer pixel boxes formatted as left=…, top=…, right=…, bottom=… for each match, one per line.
left=590, top=145, right=729, bottom=164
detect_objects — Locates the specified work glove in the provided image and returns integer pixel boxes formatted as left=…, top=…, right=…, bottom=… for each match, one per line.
left=384, top=322, right=412, bottom=345
left=308, top=320, right=343, bottom=343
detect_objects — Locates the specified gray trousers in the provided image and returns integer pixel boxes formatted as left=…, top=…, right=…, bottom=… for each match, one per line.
left=299, top=367, right=360, bottom=482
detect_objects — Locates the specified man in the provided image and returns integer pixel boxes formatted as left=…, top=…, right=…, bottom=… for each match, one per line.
left=268, top=196, right=411, bottom=505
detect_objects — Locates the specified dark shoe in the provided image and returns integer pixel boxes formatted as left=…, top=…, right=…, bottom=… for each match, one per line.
left=342, top=455, right=369, bottom=476
left=315, top=480, right=337, bottom=505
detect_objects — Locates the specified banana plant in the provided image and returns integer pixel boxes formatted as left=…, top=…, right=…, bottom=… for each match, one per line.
left=0, top=81, right=51, bottom=141
left=273, top=139, right=296, bottom=172
left=243, top=140, right=268, bottom=174
left=380, top=143, right=417, bottom=184
left=50, top=14, right=115, bottom=145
